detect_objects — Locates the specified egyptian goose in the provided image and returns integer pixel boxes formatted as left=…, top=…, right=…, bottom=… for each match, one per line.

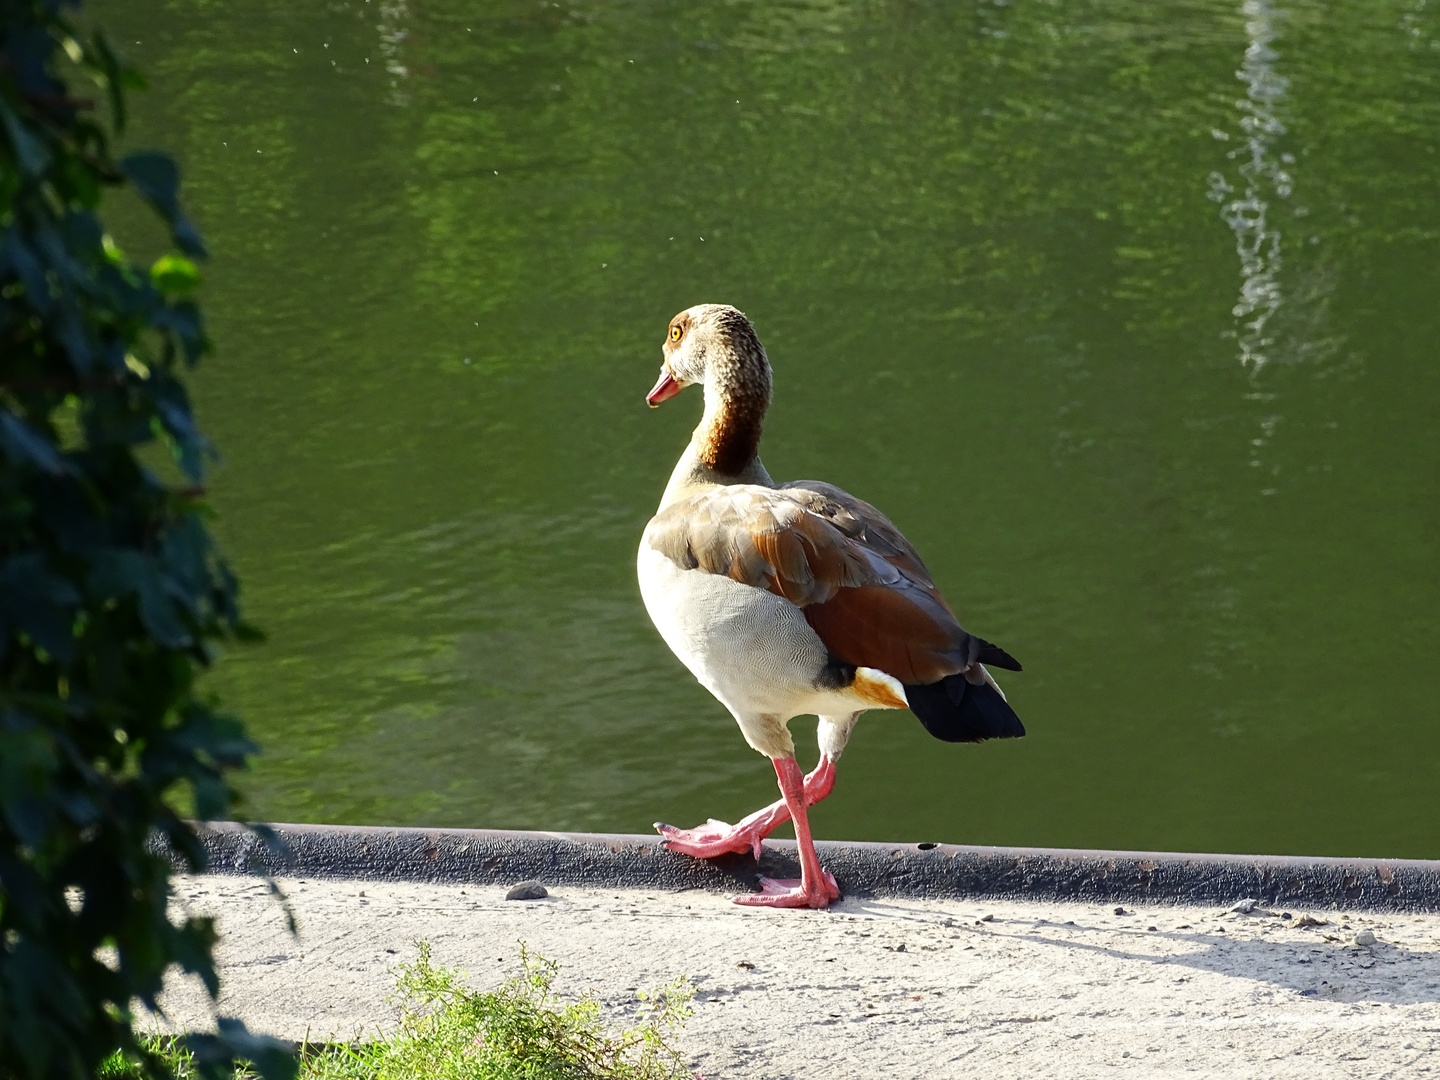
left=638, top=304, right=1024, bottom=909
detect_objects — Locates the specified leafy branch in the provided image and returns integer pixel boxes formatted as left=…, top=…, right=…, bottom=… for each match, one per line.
left=0, top=3, right=290, bottom=1077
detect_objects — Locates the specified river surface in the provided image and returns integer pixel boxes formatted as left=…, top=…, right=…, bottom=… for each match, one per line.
left=100, top=0, right=1439, bottom=856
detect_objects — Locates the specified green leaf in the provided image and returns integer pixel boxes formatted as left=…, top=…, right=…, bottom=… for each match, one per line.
left=0, top=554, right=82, bottom=663
left=0, top=7, right=260, bottom=1078
left=120, top=152, right=179, bottom=213
left=150, top=254, right=201, bottom=295
left=0, top=412, right=69, bottom=476
left=0, top=103, right=51, bottom=176
left=88, top=31, right=130, bottom=133
left=233, top=621, right=267, bottom=644
left=121, top=152, right=209, bottom=258
left=87, top=550, right=193, bottom=649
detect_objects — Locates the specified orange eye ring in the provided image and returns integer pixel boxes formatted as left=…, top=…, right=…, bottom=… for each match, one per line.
left=669, top=325, right=682, bottom=342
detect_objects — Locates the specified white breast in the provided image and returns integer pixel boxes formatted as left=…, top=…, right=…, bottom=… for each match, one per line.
left=637, top=537, right=833, bottom=721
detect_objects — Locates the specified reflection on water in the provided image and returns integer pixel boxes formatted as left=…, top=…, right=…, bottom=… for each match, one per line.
left=101, top=0, right=1440, bottom=858
left=1209, top=0, right=1292, bottom=373
left=378, top=0, right=410, bottom=104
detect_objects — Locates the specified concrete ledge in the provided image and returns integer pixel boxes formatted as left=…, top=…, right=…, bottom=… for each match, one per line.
left=186, top=821, right=1440, bottom=911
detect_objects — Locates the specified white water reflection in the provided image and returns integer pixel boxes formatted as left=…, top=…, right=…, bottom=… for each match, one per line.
left=1208, top=0, right=1292, bottom=373
left=378, top=0, right=410, bottom=106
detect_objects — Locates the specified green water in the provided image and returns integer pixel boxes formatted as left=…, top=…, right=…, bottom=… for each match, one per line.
left=101, top=0, right=1439, bottom=856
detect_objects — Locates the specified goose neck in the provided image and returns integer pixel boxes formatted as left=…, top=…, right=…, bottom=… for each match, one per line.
left=659, top=442, right=774, bottom=508
left=692, top=354, right=770, bottom=478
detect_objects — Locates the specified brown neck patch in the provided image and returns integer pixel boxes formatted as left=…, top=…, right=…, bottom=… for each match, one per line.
left=698, top=397, right=765, bottom=475
left=694, top=308, right=771, bottom=476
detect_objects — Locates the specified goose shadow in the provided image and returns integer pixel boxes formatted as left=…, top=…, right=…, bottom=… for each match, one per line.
left=838, top=898, right=1440, bottom=1005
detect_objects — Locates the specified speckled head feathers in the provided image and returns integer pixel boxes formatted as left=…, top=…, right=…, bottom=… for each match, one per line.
left=663, top=305, right=770, bottom=393
left=657, top=304, right=773, bottom=475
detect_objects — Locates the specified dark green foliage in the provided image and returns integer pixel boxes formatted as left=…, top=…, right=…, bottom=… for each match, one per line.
left=0, top=2, right=291, bottom=1078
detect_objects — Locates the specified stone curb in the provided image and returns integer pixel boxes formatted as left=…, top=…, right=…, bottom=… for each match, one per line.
left=176, top=821, right=1440, bottom=911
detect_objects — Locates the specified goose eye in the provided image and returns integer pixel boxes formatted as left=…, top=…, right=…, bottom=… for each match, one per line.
left=669, top=325, right=682, bottom=342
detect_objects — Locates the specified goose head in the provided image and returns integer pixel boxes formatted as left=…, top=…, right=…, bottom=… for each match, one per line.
left=647, top=304, right=772, bottom=407
left=646, top=304, right=774, bottom=477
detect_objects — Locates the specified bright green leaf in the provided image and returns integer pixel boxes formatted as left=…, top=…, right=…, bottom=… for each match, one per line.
left=150, top=254, right=201, bottom=295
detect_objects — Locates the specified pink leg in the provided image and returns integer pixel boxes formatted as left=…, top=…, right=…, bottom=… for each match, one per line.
left=733, top=756, right=840, bottom=909
left=655, top=754, right=836, bottom=860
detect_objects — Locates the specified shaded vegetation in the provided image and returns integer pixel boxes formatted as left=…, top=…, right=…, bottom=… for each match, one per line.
left=0, top=2, right=288, bottom=1077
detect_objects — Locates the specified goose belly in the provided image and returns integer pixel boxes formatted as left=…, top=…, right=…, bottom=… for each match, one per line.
left=637, top=542, right=831, bottom=718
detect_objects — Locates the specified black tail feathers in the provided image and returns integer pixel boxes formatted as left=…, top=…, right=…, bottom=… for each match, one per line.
left=904, top=672, right=1025, bottom=744
left=976, top=639, right=1022, bottom=672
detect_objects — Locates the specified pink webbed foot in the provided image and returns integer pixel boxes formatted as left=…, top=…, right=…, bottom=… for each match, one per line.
left=729, top=755, right=840, bottom=909
left=733, top=870, right=841, bottom=909
left=654, top=755, right=837, bottom=860
left=654, top=817, right=767, bottom=860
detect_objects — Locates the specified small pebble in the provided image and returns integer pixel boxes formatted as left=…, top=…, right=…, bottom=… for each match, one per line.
left=1355, top=929, right=1377, bottom=947
left=1113, top=907, right=1126, bottom=916
left=505, top=880, right=548, bottom=901
left=1228, top=898, right=1259, bottom=914
left=1148, top=926, right=1158, bottom=931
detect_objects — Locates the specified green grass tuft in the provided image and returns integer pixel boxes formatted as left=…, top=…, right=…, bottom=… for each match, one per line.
left=96, top=1039, right=202, bottom=1079
left=101, top=943, right=697, bottom=1080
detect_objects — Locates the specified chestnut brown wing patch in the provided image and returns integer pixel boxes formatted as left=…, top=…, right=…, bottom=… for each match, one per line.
left=645, top=484, right=986, bottom=683
left=802, top=583, right=971, bottom=686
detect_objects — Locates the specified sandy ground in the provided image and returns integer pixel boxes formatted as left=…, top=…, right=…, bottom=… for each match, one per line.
left=149, top=874, right=1440, bottom=1079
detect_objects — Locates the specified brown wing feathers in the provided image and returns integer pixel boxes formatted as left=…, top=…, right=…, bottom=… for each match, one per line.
left=646, top=484, right=1019, bottom=685
left=802, top=585, right=958, bottom=684
left=779, top=481, right=938, bottom=588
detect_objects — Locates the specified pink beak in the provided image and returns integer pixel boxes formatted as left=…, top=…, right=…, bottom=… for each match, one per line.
left=646, top=368, right=683, bottom=407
